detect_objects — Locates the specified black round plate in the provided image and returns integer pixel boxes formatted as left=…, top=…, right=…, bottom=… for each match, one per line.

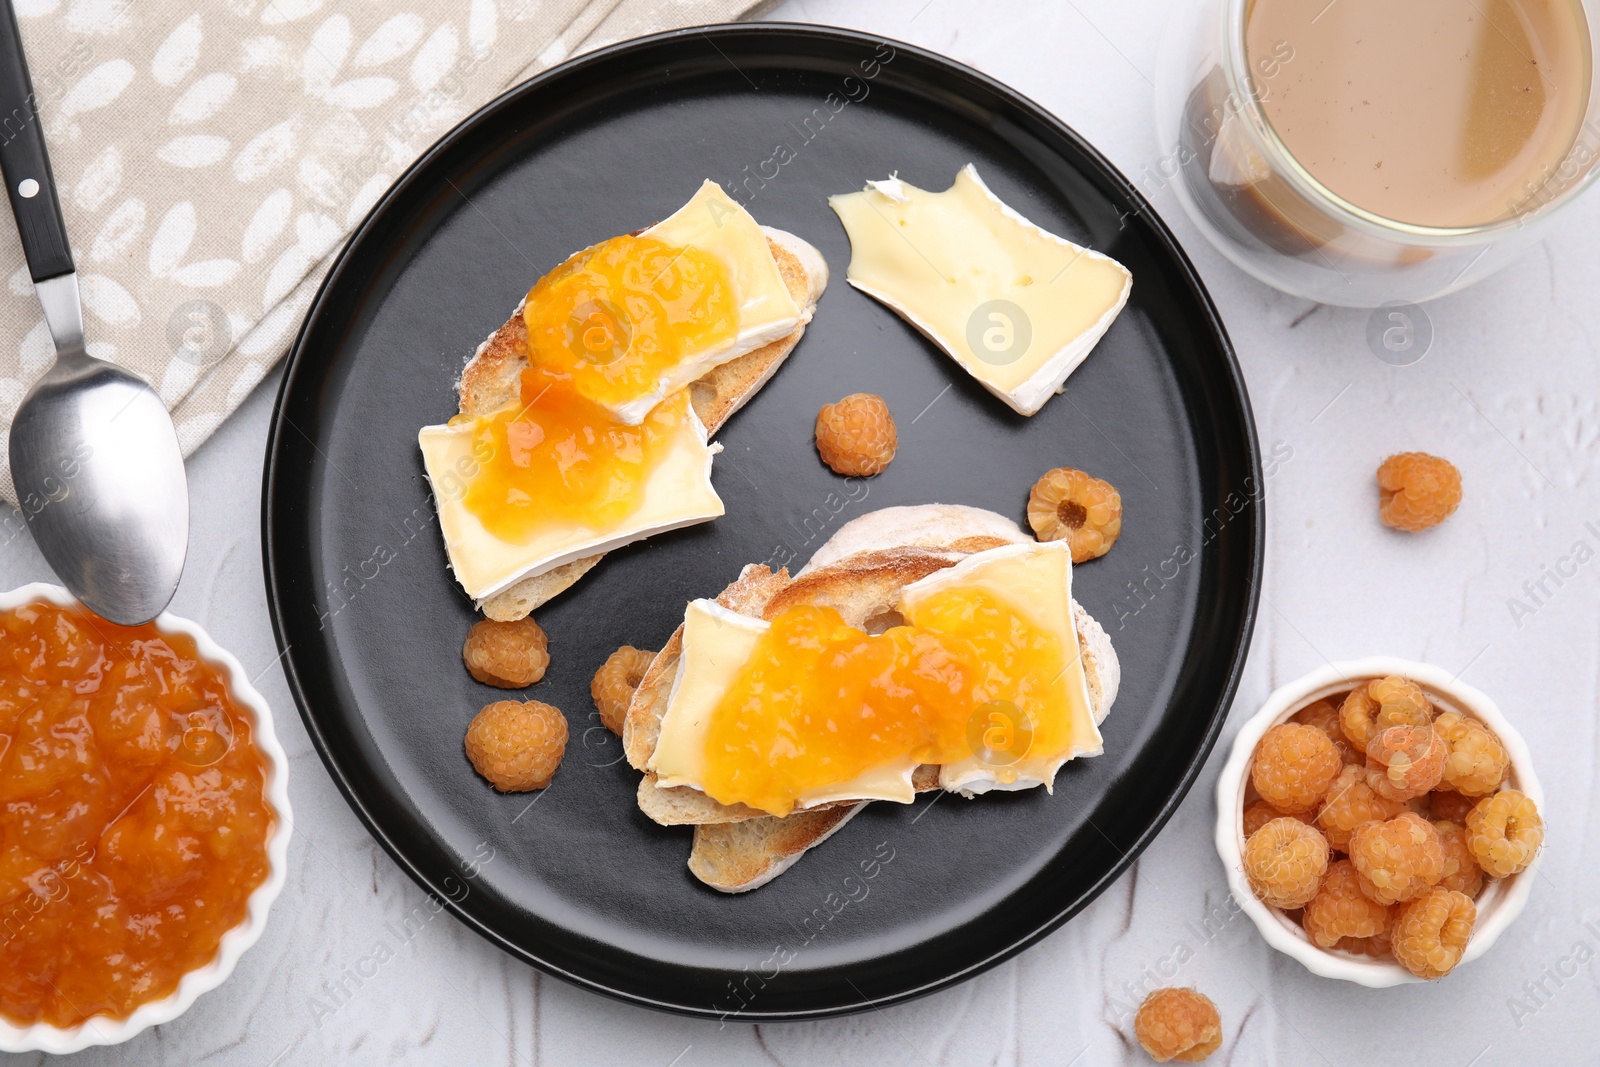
left=263, top=24, right=1261, bottom=1020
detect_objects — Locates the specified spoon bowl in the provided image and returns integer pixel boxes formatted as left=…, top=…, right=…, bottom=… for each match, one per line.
left=9, top=347, right=188, bottom=625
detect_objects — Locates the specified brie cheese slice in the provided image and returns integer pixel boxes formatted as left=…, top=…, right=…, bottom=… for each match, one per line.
left=651, top=600, right=920, bottom=808
left=829, top=164, right=1132, bottom=416
left=419, top=402, right=724, bottom=604
left=898, top=540, right=1103, bottom=795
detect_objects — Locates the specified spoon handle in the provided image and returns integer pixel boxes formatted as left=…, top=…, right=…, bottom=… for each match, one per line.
left=0, top=0, right=74, bottom=283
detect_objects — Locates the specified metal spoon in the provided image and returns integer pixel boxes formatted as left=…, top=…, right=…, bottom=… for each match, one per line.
left=0, top=0, right=188, bottom=625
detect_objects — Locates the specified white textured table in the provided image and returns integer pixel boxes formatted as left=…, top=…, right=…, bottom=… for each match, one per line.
left=8, top=1, right=1599, bottom=1063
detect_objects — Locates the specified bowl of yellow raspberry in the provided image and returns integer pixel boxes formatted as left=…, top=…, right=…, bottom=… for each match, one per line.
left=1215, top=657, right=1544, bottom=986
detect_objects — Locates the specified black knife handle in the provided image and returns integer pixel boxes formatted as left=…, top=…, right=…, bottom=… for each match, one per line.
left=0, top=0, right=73, bottom=282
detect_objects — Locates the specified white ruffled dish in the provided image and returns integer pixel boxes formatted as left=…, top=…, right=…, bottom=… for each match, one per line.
left=1215, top=656, right=1542, bottom=987
left=0, top=583, right=292, bottom=1054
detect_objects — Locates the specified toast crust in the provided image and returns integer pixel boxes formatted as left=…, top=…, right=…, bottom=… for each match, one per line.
left=462, top=232, right=826, bottom=621
left=688, top=804, right=866, bottom=894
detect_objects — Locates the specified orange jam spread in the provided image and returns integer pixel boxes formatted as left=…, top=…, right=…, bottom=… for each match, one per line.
left=459, top=374, right=692, bottom=542
left=455, top=232, right=737, bottom=543
left=701, top=585, right=1073, bottom=816
left=522, top=233, right=737, bottom=411
left=0, top=601, right=274, bottom=1029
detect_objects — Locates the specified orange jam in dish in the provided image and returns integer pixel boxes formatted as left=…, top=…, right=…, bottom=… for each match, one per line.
left=459, top=373, right=693, bottom=543
left=700, top=586, right=1075, bottom=817
left=0, top=601, right=275, bottom=1029
left=522, top=233, right=737, bottom=411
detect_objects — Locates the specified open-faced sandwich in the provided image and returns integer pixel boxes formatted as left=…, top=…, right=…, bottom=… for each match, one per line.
left=419, top=181, right=828, bottom=620
left=622, top=503, right=1120, bottom=891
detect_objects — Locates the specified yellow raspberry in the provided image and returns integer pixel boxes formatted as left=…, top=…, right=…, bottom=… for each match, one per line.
left=1243, top=817, right=1329, bottom=908
left=815, top=393, right=897, bottom=476
left=1303, top=859, right=1392, bottom=949
left=1432, top=710, right=1508, bottom=796
left=1026, top=467, right=1123, bottom=562
left=1429, top=790, right=1477, bottom=824
left=1433, top=820, right=1484, bottom=898
left=1251, top=723, right=1342, bottom=814
left=1134, top=987, right=1223, bottom=1062
left=464, top=700, right=567, bottom=792
left=1377, top=452, right=1462, bottom=532
left=1336, top=929, right=1393, bottom=958
left=1291, top=698, right=1363, bottom=764
left=1364, top=724, right=1447, bottom=802
left=1243, top=800, right=1309, bottom=840
left=591, top=645, right=655, bottom=735
left=1464, top=789, right=1543, bottom=878
left=1314, top=764, right=1402, bottom=852
left=1348, top=813, right=1444, bottom=905
left=1340, top=676, right=1432, bottom=749
left=462, top=617, right=550, bottom=688
left=1392, top=888, right=1475, bottom=979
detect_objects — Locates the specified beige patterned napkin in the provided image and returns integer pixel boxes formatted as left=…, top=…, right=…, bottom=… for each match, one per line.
left=0, top=0, right=762, bottom=503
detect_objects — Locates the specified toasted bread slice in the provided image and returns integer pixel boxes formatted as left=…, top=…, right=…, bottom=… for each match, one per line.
left=796, top=503, right=1032, bottom=575
left=461, top=228, right=829, bottom=621
left=626, top=505, right=1122, bottom=891
left=684, top=765, right=946, bottom=894
left=687, top=803, right=866, bottom=894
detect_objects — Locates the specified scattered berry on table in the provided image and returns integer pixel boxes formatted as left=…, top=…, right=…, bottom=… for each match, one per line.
left=1244, top=817, right=1330, bottom=908
left=1134, top=987, right=1223, bottom=1063
left=462, top=617, right=550, bottom=688
left=1465, top=789, right=1543, bottom=878
left=1026, top=466, right=1123, bottom=562
left=815, top=393, right=898, bottom=476
left=1377, top=452, right=1462, bottom=532
left=465, top=700, right=568, bottom=792
left=591, top=645, right=656, bottom=735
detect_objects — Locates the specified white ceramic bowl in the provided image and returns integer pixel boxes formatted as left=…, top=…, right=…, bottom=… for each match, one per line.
left=0, top=583, right=292, bottom=1053
left=1215, top=656, right=1542, bottom=987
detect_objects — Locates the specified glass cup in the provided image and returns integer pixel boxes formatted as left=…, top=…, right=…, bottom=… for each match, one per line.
left=1154, top=0, right=1600, bottom=306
